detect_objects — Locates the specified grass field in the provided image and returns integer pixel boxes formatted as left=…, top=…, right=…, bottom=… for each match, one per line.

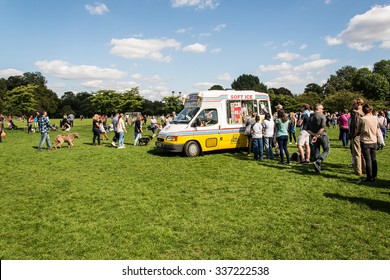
left=0, top=118, right=389, bottom=260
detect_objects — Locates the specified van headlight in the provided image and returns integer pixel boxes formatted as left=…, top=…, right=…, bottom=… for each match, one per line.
left=166, top=136, right=178, bottom=142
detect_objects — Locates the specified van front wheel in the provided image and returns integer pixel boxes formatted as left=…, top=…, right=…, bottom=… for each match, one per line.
left=184, top=141, right=200, bottom=157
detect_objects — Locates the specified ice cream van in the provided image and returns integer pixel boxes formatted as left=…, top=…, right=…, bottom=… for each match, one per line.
left=155, top=90, right=272, bottom=156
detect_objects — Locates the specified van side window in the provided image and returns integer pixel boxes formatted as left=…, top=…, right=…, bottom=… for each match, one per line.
left=196, top=108, right=218, bottom=126
left=227, top=100, right=257, bottom=124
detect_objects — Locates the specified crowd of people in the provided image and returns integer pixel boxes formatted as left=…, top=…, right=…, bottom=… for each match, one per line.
left=1, top=103, right=389, bottom=183
left=245, top=99, right=388, bottom=182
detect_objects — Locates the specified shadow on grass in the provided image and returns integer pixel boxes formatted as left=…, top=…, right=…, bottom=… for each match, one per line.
left=224, top=151, right=390, bottom=188
left=324, top=193, right=390, bottom=214
left=147, top=147, right=183, bottom=158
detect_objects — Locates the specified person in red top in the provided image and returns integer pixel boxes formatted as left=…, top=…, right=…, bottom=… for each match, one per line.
left=337, top=109, right=350, bottom=147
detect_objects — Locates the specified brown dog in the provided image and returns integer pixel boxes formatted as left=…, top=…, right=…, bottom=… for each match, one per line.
left=53, top=133, right=79, bottom=149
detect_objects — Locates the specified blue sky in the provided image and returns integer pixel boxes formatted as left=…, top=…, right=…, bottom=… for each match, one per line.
left=1, top=0, right=389, bottom=100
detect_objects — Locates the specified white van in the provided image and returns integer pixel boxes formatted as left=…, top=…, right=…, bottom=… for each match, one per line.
left=155, top=90, right=272, bottom=156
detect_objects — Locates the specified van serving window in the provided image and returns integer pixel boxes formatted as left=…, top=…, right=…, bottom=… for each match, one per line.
left=227, top=100, right=257, bottom=124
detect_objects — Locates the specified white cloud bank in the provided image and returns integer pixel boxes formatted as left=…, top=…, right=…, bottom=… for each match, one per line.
left=35, top=60, right=126, bottom=80
left=325, top=5, right=390, bottom=51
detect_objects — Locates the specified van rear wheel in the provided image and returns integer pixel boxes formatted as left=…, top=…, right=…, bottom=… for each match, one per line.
left=184, top=141, right=200, bottom=157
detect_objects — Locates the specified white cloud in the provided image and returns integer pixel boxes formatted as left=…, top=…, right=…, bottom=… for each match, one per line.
left=293, top=59, right=337, bottom=72
left=324, top=35, right=342, bottom=46
left=110, top=38, right=181, bottom=63
left=0, top=68, right=23, bottom=77
left=324, top=0, right=332, bottom=5
left=85, top=2, right=109, bottom=15
left=214, top=24, right=226, bottom=32
left=35, top=60, right=126, bottom=80
left=325, top=5, right=390, bottom=51
left=171, top=0, right=219, bottom=10
left=217, top=72, right=231, bottom=81
left=274, top=51, right=300, bottom=61
left=258, top=62, right=292, bottom=73
left=182, top=43, right=207, bottom=53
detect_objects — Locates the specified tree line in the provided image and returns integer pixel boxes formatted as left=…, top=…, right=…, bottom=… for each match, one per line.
left=0, top=59, right=389, bottom=117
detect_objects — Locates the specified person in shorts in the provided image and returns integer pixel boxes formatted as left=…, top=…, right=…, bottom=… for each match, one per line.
left=297, top=104, right=311, bottom=164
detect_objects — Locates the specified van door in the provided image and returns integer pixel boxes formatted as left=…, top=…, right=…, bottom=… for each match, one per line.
left=193, top=108, right=220, bottom=151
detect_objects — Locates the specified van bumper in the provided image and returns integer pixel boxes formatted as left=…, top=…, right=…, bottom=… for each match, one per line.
left=155, top=141, right=184, bottom=153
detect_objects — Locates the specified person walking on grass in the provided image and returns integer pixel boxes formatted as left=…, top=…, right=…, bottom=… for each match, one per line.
left=275, top=109, right=290, bottom=164
left=307, top=104, right=330, bottom=173
left=134, top=115, right=142, bottom=146
left=38, top=111, right=53, bottom=150
left=117, top=113, right=127, bottom=149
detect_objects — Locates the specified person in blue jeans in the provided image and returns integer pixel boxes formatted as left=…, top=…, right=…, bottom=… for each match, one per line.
left=307, top=104, right=330, bottom=173
left=251, top=115, right=263, bottom=161
left=262, top=113, right=274, bottom=159
left=38, top=111, right=53, bottom=150
left=275, top=109, right=290, bottom=164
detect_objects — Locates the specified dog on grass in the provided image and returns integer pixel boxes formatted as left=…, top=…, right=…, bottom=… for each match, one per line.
left=52, top=133, right=80, bottom=149
left=138, top=136, right=153, bottom=146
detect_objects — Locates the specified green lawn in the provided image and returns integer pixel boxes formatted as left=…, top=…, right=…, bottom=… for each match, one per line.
left=0, top=118, right=389, bottom=260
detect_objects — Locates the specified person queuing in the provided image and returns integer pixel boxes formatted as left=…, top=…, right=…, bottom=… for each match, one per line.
left=349, top=98, right=365, bottom=176
left=262, top=113, right=275, bottom=160
left=251, top=115, right=263, bottom=161
left=275, top=109, right=290, bottom=164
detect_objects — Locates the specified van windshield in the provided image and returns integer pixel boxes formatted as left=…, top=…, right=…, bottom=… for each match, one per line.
left=173, top=107, right=200, bottom=124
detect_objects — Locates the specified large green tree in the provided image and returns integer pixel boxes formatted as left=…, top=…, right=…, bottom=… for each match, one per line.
left=120, top=87, right=144, bottom=113
left=89, top=90, right=121, bottom=115
left=4, top=84, right=38, bottom=116
left=231, top=74, right=267, bottom=92
left=323, top=66, right=357, bottom=94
